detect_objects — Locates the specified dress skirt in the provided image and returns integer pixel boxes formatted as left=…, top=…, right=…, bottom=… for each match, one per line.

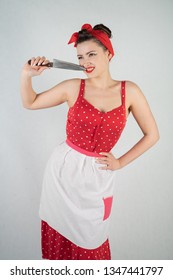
left=39, top=140, right=116, bottom=260
left=41, top=220, right=111, bottom=260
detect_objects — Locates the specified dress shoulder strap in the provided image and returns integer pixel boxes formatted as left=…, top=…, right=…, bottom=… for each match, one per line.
left=73, top=79, right=85, bottom=106
left=79, top=79, right=85, bottom=97
left=121, top=81, right=126, bottom=106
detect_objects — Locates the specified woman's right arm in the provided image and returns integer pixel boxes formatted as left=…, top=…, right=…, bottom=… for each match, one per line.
left=20, top=56, right=79, bottom=110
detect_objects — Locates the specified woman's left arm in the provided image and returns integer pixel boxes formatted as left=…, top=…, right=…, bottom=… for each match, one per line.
left=97, top=81, right=160, bottom=170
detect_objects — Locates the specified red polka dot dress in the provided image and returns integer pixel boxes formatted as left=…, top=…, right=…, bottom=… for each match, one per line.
left=40, top=79, right=127, bottom=260
left=42, top=221, right=111, bottom=260
left=66, top=79, right=126, bottom=153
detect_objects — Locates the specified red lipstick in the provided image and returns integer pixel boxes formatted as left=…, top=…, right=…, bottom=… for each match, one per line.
left=86, top=67, right=95, bottom=73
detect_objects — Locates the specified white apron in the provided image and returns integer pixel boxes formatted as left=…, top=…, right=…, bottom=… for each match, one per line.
left=39, top=140, right=116, bottom=249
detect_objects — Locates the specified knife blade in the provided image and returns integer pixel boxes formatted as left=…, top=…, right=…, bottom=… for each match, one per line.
left=28, top=58, right=85, bottom=71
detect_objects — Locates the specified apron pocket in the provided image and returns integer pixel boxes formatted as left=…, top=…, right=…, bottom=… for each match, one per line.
left=103, top=196, right=113, bottom=221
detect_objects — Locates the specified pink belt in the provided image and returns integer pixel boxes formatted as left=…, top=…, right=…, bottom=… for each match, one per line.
left=66, top=139, right=102, bottom=157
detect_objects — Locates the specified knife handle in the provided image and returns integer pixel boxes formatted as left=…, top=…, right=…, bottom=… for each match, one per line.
left=28, top=60, right=53, bottom=67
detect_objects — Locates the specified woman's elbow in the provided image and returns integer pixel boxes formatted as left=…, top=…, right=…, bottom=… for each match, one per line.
left=149, top=130, right=160, bottom=146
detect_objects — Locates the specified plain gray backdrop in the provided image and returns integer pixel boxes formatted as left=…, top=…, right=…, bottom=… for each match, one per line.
left=0, top=0, right=173, bottom=260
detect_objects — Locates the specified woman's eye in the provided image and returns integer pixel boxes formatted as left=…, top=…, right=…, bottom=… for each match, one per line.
left=78, top=57, right=83, bottom=60
left=89, top=53, right=96, bottom=57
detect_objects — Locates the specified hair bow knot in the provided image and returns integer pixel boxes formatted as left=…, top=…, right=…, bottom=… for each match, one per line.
left=68, top=23, right=114, bottom=57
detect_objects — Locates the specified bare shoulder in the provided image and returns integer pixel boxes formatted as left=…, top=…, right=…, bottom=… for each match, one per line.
left=60, top=78, right=82, bottom=106
left=125, top=80, right=147, bottom=109
left=53, top=78, right=81, bottom=102
left=125, top=80, right=143, bottom=95
left=124, top=80, right=159, bottom=141
left=57, top=78, right=81, bottom=93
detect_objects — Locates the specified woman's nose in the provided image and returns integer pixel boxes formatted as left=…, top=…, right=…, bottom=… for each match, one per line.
left=83, top=60, right=92, bottom=68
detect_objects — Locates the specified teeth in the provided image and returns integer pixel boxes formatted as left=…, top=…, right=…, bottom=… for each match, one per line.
left=86, top=67, right=95, bottom=73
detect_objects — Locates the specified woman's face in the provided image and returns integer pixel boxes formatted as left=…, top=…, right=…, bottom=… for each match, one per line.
left=76, top=40, right=111, bottom=77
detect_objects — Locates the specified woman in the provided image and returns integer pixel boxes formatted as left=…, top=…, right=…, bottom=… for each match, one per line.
left=20, top=23, right=159, bottom=260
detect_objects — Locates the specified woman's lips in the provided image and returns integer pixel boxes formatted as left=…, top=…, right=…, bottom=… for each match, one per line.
left=85, top=67, right=95, bottom=73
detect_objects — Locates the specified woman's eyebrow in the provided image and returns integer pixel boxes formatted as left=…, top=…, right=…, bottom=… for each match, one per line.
left=77, top=50, right=97, bottom=57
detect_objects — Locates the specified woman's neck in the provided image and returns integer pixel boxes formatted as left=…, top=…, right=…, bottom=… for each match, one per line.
left=87, top=71, right=113, bottom=89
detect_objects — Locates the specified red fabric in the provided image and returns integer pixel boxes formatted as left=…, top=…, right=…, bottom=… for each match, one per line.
left=68, top=23, right=114, bottom=57
left=66, top=138, right=101, bottom=157
left=41, top=221, right=111, bottom=260
left=66, top=79, right=126, bottom=153
left=103, top=196, right=113, bottom=221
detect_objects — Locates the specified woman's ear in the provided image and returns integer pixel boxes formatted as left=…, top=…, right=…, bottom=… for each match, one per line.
left=108, top=52, right=113, bottom=61
left=106, top=50, right=113, bottom=61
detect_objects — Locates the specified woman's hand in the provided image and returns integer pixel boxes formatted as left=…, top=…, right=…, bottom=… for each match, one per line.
left=95, top=152, right=121, bottom=171
left=22, top=56, right=50, bottom=77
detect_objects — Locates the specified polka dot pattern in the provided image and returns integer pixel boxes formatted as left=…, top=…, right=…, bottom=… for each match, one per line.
left=41, top=221, right=111, bottom=260
left=66, top=80, right=127, bottom=153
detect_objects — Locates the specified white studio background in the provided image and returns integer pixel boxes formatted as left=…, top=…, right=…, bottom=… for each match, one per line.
left=0, top=0, right=172, bottom=260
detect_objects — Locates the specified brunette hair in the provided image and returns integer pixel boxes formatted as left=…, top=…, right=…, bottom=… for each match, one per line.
left=76, top=24, right=112, bottom=51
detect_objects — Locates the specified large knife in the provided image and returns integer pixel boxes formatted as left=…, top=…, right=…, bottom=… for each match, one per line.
left=28, top=58, right=85, bottom=71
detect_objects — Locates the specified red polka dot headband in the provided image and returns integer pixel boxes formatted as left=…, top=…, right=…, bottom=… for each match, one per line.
left=68, top=24, right=114, bottom=57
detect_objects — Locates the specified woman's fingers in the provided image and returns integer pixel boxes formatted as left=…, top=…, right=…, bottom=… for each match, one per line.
left=30, top=56, right=49, bottom=67
left=95, top=152, right=118, bottom=170
left=95, top=154, right=109, bottom=168
left=30, top=57, right=36, bottom=66
left=42, top=59, right=50, bottom=66
left=23, top=56, right=50, bottom=77
left=96, top=157, right=108, bottom=164
left=37, top=56, right=47, bottom=66
left=95, top=152, right=111, bottom=164
left=32, top=56, right=40, bottom=66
